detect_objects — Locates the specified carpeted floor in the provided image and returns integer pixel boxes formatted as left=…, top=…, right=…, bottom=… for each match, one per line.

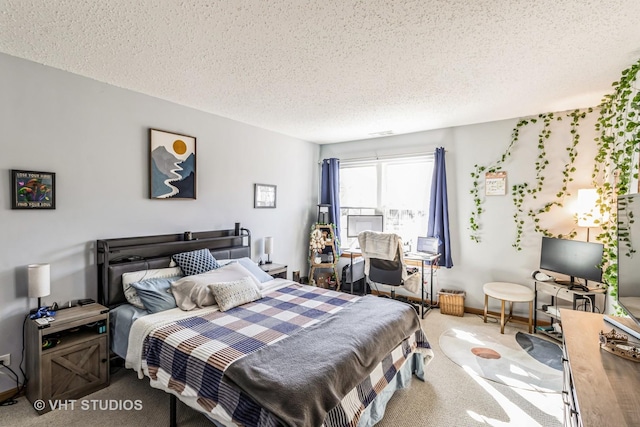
left=0, top=310, right=563, bottom=427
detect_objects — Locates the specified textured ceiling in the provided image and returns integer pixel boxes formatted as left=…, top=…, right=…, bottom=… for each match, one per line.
left=2, top=1, right=640, bottom=144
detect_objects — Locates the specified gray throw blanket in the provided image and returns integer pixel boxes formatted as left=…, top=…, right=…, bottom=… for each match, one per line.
left=223, top=295, right=422, bottom=427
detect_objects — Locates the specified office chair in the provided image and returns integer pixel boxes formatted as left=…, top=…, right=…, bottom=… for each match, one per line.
left=358, top=231, right=421, bottom=310
left=368, top=257, right=404, bottom=299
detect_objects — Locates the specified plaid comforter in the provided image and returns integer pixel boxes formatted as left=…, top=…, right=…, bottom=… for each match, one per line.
left=139, top=284, right=432, bottom=427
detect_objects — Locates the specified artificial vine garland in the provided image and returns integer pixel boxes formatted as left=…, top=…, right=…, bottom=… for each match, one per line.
left=468, top=57, right=640, bottom=308
left=591, top=58, right=640, bottom=300
left=469, top=109, right=591, bottom=250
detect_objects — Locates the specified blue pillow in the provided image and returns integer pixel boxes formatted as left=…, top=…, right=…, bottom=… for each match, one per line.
left=172, top=249, right=220, bottom=276
left=232, top=257, right=274, bottom=283
left=130, top=276, right=181, bottom=313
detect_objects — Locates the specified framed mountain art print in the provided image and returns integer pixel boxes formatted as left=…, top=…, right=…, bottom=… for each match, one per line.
left=149, top=129, right=196, bottom=199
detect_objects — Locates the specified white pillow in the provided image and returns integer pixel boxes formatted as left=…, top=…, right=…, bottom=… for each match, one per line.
left=208, top=276, right=262, bottom=312
left=171, top=262, right=261, bottom=310
left=122, top=267, right=183, bottom=309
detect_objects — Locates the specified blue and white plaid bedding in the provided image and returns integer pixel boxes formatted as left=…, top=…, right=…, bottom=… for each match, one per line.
left=138, top=284, right=432, bottom=426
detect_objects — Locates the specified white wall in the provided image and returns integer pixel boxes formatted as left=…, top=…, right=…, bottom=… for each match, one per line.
left=0, top=53, right=319, bottom=392
left=321, top=112, right=601, bottom=311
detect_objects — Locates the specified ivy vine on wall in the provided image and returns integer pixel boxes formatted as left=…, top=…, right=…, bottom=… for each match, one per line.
left=469, top=109, right=591, bottom=250
left=591, top=58, right=640, bottom=301
left=468, top=57, right=640, bottom=306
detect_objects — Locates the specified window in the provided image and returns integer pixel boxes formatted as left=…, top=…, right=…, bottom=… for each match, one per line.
left=339, top=155, right=434, bottom=249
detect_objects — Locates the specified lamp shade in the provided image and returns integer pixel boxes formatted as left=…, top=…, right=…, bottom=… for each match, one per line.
left=264, top=236, right=274, bottom=255
left=28, top=263, right=50, bottom=298
left=576, top=189, right=605, bottom=227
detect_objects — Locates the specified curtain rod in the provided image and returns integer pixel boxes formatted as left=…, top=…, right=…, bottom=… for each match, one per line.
left=320, top=150, right=441, bottom=164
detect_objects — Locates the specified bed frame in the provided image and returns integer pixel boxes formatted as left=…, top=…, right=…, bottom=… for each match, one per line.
left=96, top=227, right=252, bottom=427
left=96, top=227, right=252, bottom=308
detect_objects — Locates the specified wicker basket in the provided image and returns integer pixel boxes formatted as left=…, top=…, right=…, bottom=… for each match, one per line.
left=438, top=289, right=466, bottom=317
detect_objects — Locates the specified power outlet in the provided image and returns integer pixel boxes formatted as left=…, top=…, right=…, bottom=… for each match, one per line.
left=0, top=354, right=10, bottom=366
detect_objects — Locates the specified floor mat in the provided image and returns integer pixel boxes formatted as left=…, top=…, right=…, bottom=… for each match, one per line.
left=515, top=331, right=563, bottom=371
left=439, top=326, right=563, bottom=392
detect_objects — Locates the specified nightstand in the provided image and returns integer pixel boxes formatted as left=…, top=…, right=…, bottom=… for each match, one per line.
left=26, top=303, right=110, bottom=414
left=260, top=262, right=288, bottom=279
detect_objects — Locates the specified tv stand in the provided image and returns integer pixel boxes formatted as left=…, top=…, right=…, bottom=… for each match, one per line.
left=557, top=276, right=590, bottom=292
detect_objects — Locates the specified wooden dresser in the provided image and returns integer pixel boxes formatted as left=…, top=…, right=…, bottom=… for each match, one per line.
left=561, top=309, right=640, bottom=426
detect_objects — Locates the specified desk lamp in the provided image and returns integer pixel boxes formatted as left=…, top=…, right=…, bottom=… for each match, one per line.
left=28, top=263, right=50, bottom=311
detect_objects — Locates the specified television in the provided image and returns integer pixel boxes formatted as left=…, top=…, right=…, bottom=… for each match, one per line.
left=539, top=236, right=603, bottom=291
left=616, top=193, right=640, bottom=325
left=346, top=215, right=383, bottom=237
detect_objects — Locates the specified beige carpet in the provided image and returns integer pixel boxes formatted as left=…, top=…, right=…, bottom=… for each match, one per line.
left=1, top=311, right=562, bottom=427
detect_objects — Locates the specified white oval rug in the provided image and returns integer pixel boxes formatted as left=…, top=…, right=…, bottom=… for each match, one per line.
left=439, top=327, right=563, bottom=392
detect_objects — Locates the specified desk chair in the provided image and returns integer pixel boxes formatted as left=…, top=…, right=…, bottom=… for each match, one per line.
left=369, top=257, right=404, bottom=299
left=358, top=231, right=420, bottom=311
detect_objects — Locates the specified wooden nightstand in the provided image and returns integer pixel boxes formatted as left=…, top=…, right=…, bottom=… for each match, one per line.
left=26, top=303, right=110, bottom=414
left=260, top=262, right=288, bottom=279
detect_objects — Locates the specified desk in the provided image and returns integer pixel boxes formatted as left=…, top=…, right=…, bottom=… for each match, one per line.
left=342, top=249, right=440, bottom=319
left=407, top=252, right=441, bottom=318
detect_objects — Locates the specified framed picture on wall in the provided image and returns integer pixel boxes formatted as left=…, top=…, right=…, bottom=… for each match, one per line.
left=11, top=170, right=56, bottom=209
left=254, top=183, right=277, bottom=208
left=149, top=128, right=196, bottom=199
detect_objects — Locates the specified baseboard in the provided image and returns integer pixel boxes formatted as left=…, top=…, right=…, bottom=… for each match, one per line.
left=0, top=386, right=22, bottom=402
left=369, top=289, right=546, bottom=325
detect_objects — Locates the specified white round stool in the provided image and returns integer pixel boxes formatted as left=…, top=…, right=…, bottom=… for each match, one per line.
left=483, top=282, right=534, bottom=334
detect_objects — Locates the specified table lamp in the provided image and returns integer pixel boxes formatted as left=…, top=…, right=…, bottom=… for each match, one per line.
left=264, top=236, right=274, bottom=264
left=317, top=204, right=331, bottom=224
left=28, top=263, right=50, bottom=311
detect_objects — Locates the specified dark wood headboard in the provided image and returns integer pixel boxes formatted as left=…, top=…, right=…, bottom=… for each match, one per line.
left=96, top=228, right=251, bottom=308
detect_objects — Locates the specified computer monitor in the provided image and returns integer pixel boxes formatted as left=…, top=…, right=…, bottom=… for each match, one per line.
left=346, top=215, right=383, bottom=237
left=539, top=236, right=603, bottom=290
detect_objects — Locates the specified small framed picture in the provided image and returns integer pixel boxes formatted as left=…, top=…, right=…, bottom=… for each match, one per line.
left=149, top=128, right=196, bottom=199
left=11, top=170, right=56, bottom=209
left=254, top=184, right=277, bottom=208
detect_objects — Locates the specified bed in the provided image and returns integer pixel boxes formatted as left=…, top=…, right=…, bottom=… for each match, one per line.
left=97, top=228, right=434, bottom=427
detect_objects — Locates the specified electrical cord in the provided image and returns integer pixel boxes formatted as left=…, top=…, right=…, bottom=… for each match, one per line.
left=0, top=315, right=28, bottom=406
left=0, top=362, right=21, bottom=406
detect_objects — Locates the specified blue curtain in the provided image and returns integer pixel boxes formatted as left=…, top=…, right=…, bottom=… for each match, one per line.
left=320, top=158, right=342, bottom=253
left=428, top=148, right=453, bottom=267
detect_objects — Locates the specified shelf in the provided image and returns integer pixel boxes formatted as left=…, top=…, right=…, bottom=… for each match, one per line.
left=309, top=223, right=340, bottom=290
left=42, top=329, right=106, bottom=354
left=536, top=308, right=561, bottom=320
left=537, top=329, right=562, bottom=341
left=534, top=280, right=602, bottom=339
left=311, top=262, right=337, bottom=268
